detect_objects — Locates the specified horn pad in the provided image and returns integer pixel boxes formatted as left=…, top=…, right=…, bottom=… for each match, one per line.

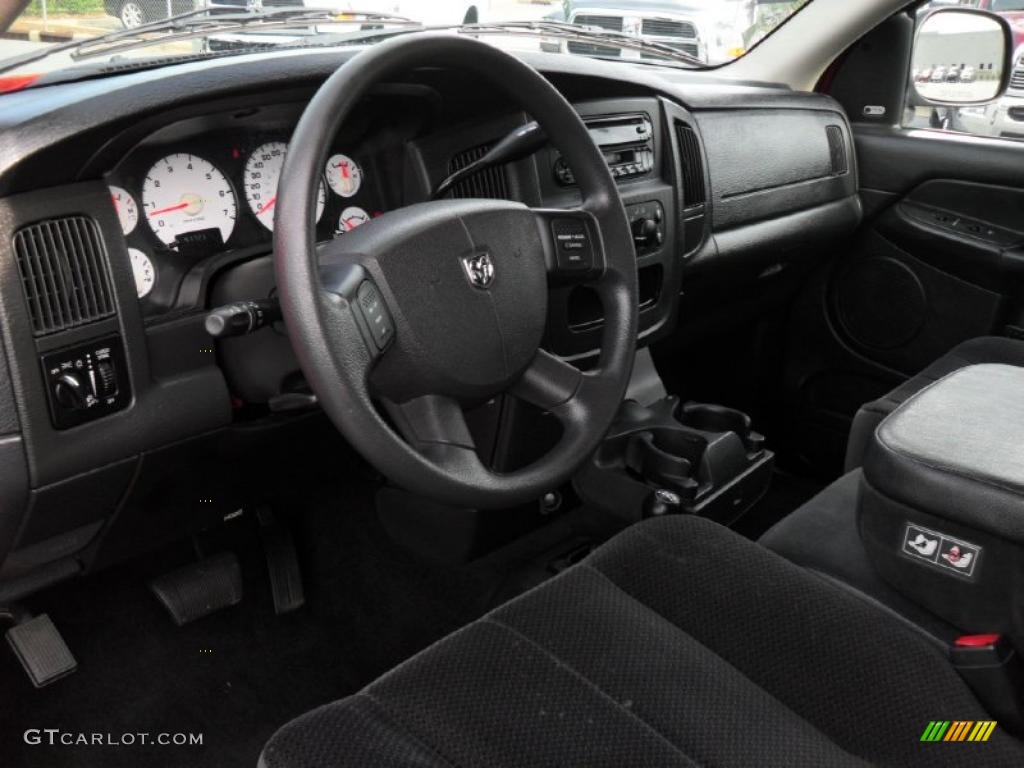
left=340, top=200, right=549, bottom=403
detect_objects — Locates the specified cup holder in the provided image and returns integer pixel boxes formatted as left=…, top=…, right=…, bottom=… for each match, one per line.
left=579, top=396, right=774, bottom=524
left=679, top=402, right=765, bottom=453
left=679, top=403, right=749, bottom=434
left=624, top=430, right=705, bottom=501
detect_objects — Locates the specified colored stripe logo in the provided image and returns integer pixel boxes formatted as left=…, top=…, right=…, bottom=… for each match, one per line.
left=921, top=721, right=997, bottom=742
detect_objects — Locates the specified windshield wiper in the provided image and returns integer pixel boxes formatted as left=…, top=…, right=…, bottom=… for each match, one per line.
left=299, top=20, right=704, bottom=68
left=0, top=9, right=703, bottom=82
left=0, top=6, right=419, bottom=75
left=474, top=21, right=704, bottom=68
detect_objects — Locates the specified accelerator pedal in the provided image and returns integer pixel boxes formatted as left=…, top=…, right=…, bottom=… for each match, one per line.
left=6, top=613, right=77, bottom=687
left=150, top=552, right=243, bottom=626
left=257, top=508, right=305, bottom=615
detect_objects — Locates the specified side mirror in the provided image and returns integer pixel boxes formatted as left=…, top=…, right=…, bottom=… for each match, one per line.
left=910, top=9, right=1013, bottom=106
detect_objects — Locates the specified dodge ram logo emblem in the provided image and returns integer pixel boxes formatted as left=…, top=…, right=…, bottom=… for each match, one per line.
left=462, top=252, right=495, bottom=289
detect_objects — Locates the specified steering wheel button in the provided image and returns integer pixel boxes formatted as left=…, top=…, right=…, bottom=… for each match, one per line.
left=551, top=218, right=593, bottom=271
left=357, top=281, right=394, bottom=350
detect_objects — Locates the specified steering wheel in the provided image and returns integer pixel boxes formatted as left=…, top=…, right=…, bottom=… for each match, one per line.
left=274, top=34, right=638, bottom=510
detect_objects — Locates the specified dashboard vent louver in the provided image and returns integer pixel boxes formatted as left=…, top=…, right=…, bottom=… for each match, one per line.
left=448, top=143, right=510, bottom=200
left=826, top=125, right=849, bottom=176
left=13, top=217, right=116, bottom=337
left=1011, top=63, right=1024, bottom=90
left=674, top=121, right=706, bottom=211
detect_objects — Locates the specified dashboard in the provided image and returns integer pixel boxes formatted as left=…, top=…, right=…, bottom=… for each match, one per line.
left=0, top=45, right=861, bottom=587
left=104, top=100, right=404, bottom=316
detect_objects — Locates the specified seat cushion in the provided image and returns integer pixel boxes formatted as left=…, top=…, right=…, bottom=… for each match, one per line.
left=845, top=336, right=1024, bottom=471
left=759, top=469, right=960, bottom=641
left=261, top=516, right=1024, bottom=768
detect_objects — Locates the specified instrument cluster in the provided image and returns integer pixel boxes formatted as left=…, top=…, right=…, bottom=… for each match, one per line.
left=105, top=106, right=391, bottom=315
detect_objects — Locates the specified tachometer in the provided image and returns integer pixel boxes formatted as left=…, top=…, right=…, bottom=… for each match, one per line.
left=325, top=153, right=362, bottom=198
left=142, top=153, right=236, bottom=247
left=128, top=248, right=155, bottom=298
left=109, top=185, right=138, bottom=235
left=244, top=141, right=326, bottom=231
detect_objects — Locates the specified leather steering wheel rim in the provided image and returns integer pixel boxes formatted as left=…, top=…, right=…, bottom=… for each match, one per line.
left=274, top=33, right=638, bottom=509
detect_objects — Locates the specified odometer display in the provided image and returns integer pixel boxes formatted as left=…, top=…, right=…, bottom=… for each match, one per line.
left=142, top=153, right=236, bottom=247
left=244, top=141, right=326, bottom=231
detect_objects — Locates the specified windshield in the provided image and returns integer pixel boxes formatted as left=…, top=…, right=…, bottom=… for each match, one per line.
left=0, top=0, right=811, bottom=89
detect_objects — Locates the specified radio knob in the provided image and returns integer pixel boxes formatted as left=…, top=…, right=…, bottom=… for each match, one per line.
left=54, top=372, right=88, bottom=411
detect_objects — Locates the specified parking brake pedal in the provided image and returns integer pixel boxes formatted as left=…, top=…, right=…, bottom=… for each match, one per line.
left=6, top=614, right=77, bottom=687
left=257, top=508, right=305, bottom=615
left=149, top=552, right=243, bottom=626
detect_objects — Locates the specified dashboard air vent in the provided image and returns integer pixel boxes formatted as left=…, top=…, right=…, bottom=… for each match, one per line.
left=826, top=125, right=849, bottom=176
left=448, top=143, right=510, bottom=200
left=674, top=121, right=706, bottom=211
left=13, top=217, right=116, bottom=337
left=1011, top=62, right=1024, bottom=90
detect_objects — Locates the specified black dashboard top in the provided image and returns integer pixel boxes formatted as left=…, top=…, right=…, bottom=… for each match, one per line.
left=0, top=45, right=841, bottom=198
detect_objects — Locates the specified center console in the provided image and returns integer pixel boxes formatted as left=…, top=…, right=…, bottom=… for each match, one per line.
left=860, top=363, right=1024, bottom=641
left=575, top=395, right=774, bottom=525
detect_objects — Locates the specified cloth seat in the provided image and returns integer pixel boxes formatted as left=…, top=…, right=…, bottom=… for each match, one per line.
left=760, top=470, right=960, bottom=640
left=844, top=336, right=1024, bottom=471
left=261, top=515, right=1024, bottom=768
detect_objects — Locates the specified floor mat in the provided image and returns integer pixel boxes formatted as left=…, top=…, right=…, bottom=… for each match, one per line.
left=0, top=533, right=357, bottom=768
left=0, top=468, right=588, bottom=768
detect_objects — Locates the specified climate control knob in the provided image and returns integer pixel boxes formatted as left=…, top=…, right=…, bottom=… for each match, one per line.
left=631, top=218, right=661, bottom=248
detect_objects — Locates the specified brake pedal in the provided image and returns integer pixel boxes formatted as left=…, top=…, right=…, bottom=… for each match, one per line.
left=6, top=614, right=77, bottom=688
left=257, top=508, right=305, bottom=615
left=149, top=552, right=243, bottom=626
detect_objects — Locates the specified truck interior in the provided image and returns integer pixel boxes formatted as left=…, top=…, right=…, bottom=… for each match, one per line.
left=1, top=0, right=1024, bottom=765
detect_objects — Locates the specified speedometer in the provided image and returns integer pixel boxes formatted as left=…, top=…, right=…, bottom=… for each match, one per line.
left=244, top=141, right=326, bottom=231
left=142, top=153, right=236, bottom=247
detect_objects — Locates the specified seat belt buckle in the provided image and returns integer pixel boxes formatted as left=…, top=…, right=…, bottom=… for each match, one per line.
left=949, top=633, right=1024, bottom=735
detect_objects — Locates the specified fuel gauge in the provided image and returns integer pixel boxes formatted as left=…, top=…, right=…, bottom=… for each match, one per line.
left=337, top=206, right=370, bottom=234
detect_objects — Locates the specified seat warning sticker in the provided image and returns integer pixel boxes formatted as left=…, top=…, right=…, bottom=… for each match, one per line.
left=901, top=523, right=981, bottom=579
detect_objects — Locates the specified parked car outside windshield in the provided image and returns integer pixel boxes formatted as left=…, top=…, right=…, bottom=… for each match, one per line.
left=0, top=0, right=811, bottom=92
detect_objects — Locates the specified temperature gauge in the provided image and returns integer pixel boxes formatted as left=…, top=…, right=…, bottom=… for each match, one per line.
left=109, top=186, right=138, bottom=235
left=128, top=248, right=155, bottom=298
left=325, top=154, right=362, bottom=198
left=337, top=206, right=370, bottom=234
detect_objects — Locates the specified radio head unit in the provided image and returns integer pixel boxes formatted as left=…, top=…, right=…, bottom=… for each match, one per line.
left=554, top=113, right=654, bottom=185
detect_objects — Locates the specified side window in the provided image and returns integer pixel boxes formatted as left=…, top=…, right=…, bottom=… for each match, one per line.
left=902, top=1, right=1024, bottom=141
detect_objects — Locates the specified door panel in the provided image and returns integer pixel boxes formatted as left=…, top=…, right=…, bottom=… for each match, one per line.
left=782, top=125, right=1024, bottom=475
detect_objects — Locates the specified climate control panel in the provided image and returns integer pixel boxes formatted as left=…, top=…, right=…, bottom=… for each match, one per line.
left=626, top=201, right=665, bottom=256
left=41, top=335, right=130, bottom=429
